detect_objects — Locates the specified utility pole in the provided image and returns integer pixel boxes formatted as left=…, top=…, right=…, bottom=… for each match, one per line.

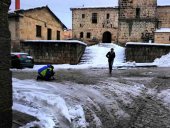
left=0, top=0, right=12, bottom=127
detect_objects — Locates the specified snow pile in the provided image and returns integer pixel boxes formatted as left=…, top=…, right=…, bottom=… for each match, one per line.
left=13, top=78, right=86, bottom=128
left=69, top=105, right=86, bottom=128
left=153, top=53, right=170, bottom=67
left=13, top=103, right=55, bottom=128
left=157, top=89, right=170, bottom=109
left=80, top=43, right=125, bottom=67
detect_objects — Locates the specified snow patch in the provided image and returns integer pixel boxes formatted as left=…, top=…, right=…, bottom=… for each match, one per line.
left=153, top=52, right=170, bottom=67
left=157, top=89, right=170, bottom=109
left=13, top=78, right=87, bottom=128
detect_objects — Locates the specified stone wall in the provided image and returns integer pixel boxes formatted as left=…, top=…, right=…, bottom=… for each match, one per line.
left=118, top=0, right=157, bottom=45
left=71, top=7, right=118, bottom=45
left=155, top=32, right=170, bottom=44
left=21, top=40, right=86, bottom=64
left=0, top=0, right=12, bottom=127
left=157, top=6, right=170, bottom=28
left=119, top=0, right=157, bottom=19
left=125, top=43, right=170, bottom=62
left=118, top=21, right=156, bottom=44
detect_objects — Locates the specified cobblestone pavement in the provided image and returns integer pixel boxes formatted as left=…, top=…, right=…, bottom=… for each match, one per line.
left=12, top=67, right=170, bottom=128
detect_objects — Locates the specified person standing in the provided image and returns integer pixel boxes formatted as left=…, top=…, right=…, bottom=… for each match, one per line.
left=106, top=48, right=115, bottom=74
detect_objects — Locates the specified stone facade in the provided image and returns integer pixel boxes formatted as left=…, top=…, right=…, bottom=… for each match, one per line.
left=63, top=29, right=72, bottom=39
left=157, top=6, right=170, bottom=28
left=154, top=29, right=170, bottom=44
left=8, top=6, right=67, bottom=51
left=118, top=0, right=157, bottom=44
left=20, top=40, right=86, bottom=64
left=71, top=7, right=118, bottom=45
left=71, top=0, right=170, bottom=45
left=0, top=0, right=12, bottom=127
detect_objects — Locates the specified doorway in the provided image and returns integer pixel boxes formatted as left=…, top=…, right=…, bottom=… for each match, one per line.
left=102, top=31, right=112, bottom=43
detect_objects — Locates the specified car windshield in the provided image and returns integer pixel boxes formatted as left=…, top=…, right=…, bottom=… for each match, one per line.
left=20, top=54, right=28, bottom=58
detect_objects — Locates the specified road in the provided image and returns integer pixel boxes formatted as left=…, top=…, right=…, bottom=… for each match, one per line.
left=12, top=67, right=170, bottom=128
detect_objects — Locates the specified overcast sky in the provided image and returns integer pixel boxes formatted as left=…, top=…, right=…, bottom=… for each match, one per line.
left=10, top=0, right=170, bottom=29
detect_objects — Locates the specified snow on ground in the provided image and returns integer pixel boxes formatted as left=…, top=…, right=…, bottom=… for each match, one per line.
left=79, top=43, right=125, bottom=67
left=13, top=78, right=86, bottom=128
left=157, top=89, right=170, bottom=110
left=12, top=43, right=170, bottom=127
left=13, top=77, right=146, bottom=127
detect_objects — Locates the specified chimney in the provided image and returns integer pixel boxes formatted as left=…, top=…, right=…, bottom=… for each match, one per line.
left=15, top=0, right=20, bottom=10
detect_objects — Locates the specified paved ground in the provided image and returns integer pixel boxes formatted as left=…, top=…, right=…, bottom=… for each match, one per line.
left=12, top=67, right=170, bottom=128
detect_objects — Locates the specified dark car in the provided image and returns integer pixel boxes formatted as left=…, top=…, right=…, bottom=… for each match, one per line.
left=11, top=53, right=34, bottom=69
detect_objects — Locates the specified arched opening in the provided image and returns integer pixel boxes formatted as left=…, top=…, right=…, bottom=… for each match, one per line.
left=102, top=31, right=112, bottom=43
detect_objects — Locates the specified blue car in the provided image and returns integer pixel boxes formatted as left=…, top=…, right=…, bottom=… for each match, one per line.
left=11, top=53, right=34, bottom=69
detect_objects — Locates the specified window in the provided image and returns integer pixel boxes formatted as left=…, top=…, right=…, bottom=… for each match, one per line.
left=107, top=13, right=110, bottom=19
left=92, top=13, right=97, bottom=23
left=47, top=28, right=52, bottom=40
left=80, top=32, right=83, bottom=38
left=82, top=14, right=85, bottom=18
left=87, top=32, right=91, bottom=38
left=136, top=8, right=140, bottom=18
left=57, top=30, right=60, bottom=40
left=36, top=25, right=42, bottom=37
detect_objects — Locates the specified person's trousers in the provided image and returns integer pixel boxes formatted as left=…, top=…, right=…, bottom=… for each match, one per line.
left=108, top=60, right=113, bottom=73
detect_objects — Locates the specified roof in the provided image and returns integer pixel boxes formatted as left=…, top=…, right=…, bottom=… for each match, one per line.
left=126, top=42, right=170, bottom=47
left=23, top=40, right=87, bottom=46
left=70, top=6, right=118, bottom=10
left=157, top=5, right=170, bottom=8
left=155, top=28, right=170, bottom=33
left=8, top=12, right=22, bottom=18
left=8, top=6, right=67, bottom=29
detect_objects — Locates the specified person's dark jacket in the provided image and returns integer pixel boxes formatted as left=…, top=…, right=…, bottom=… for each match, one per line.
left=106, top=51, right=115, bottom=62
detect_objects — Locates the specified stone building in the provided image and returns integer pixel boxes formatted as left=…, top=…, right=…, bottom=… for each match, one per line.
left=71, top=0, right=170, bottom=45
left=71, top=7, right=118, bottom=45
left=8, top=6, right=67, bottom=51
left=63, top=29, right=72, bottom=39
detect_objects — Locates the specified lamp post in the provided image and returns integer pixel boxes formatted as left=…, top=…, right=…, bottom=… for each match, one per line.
left=0, top=0, right=12, bottom=127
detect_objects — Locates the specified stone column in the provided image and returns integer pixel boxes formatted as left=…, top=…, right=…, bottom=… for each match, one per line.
left=0, top=0, right=12, bottom=128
